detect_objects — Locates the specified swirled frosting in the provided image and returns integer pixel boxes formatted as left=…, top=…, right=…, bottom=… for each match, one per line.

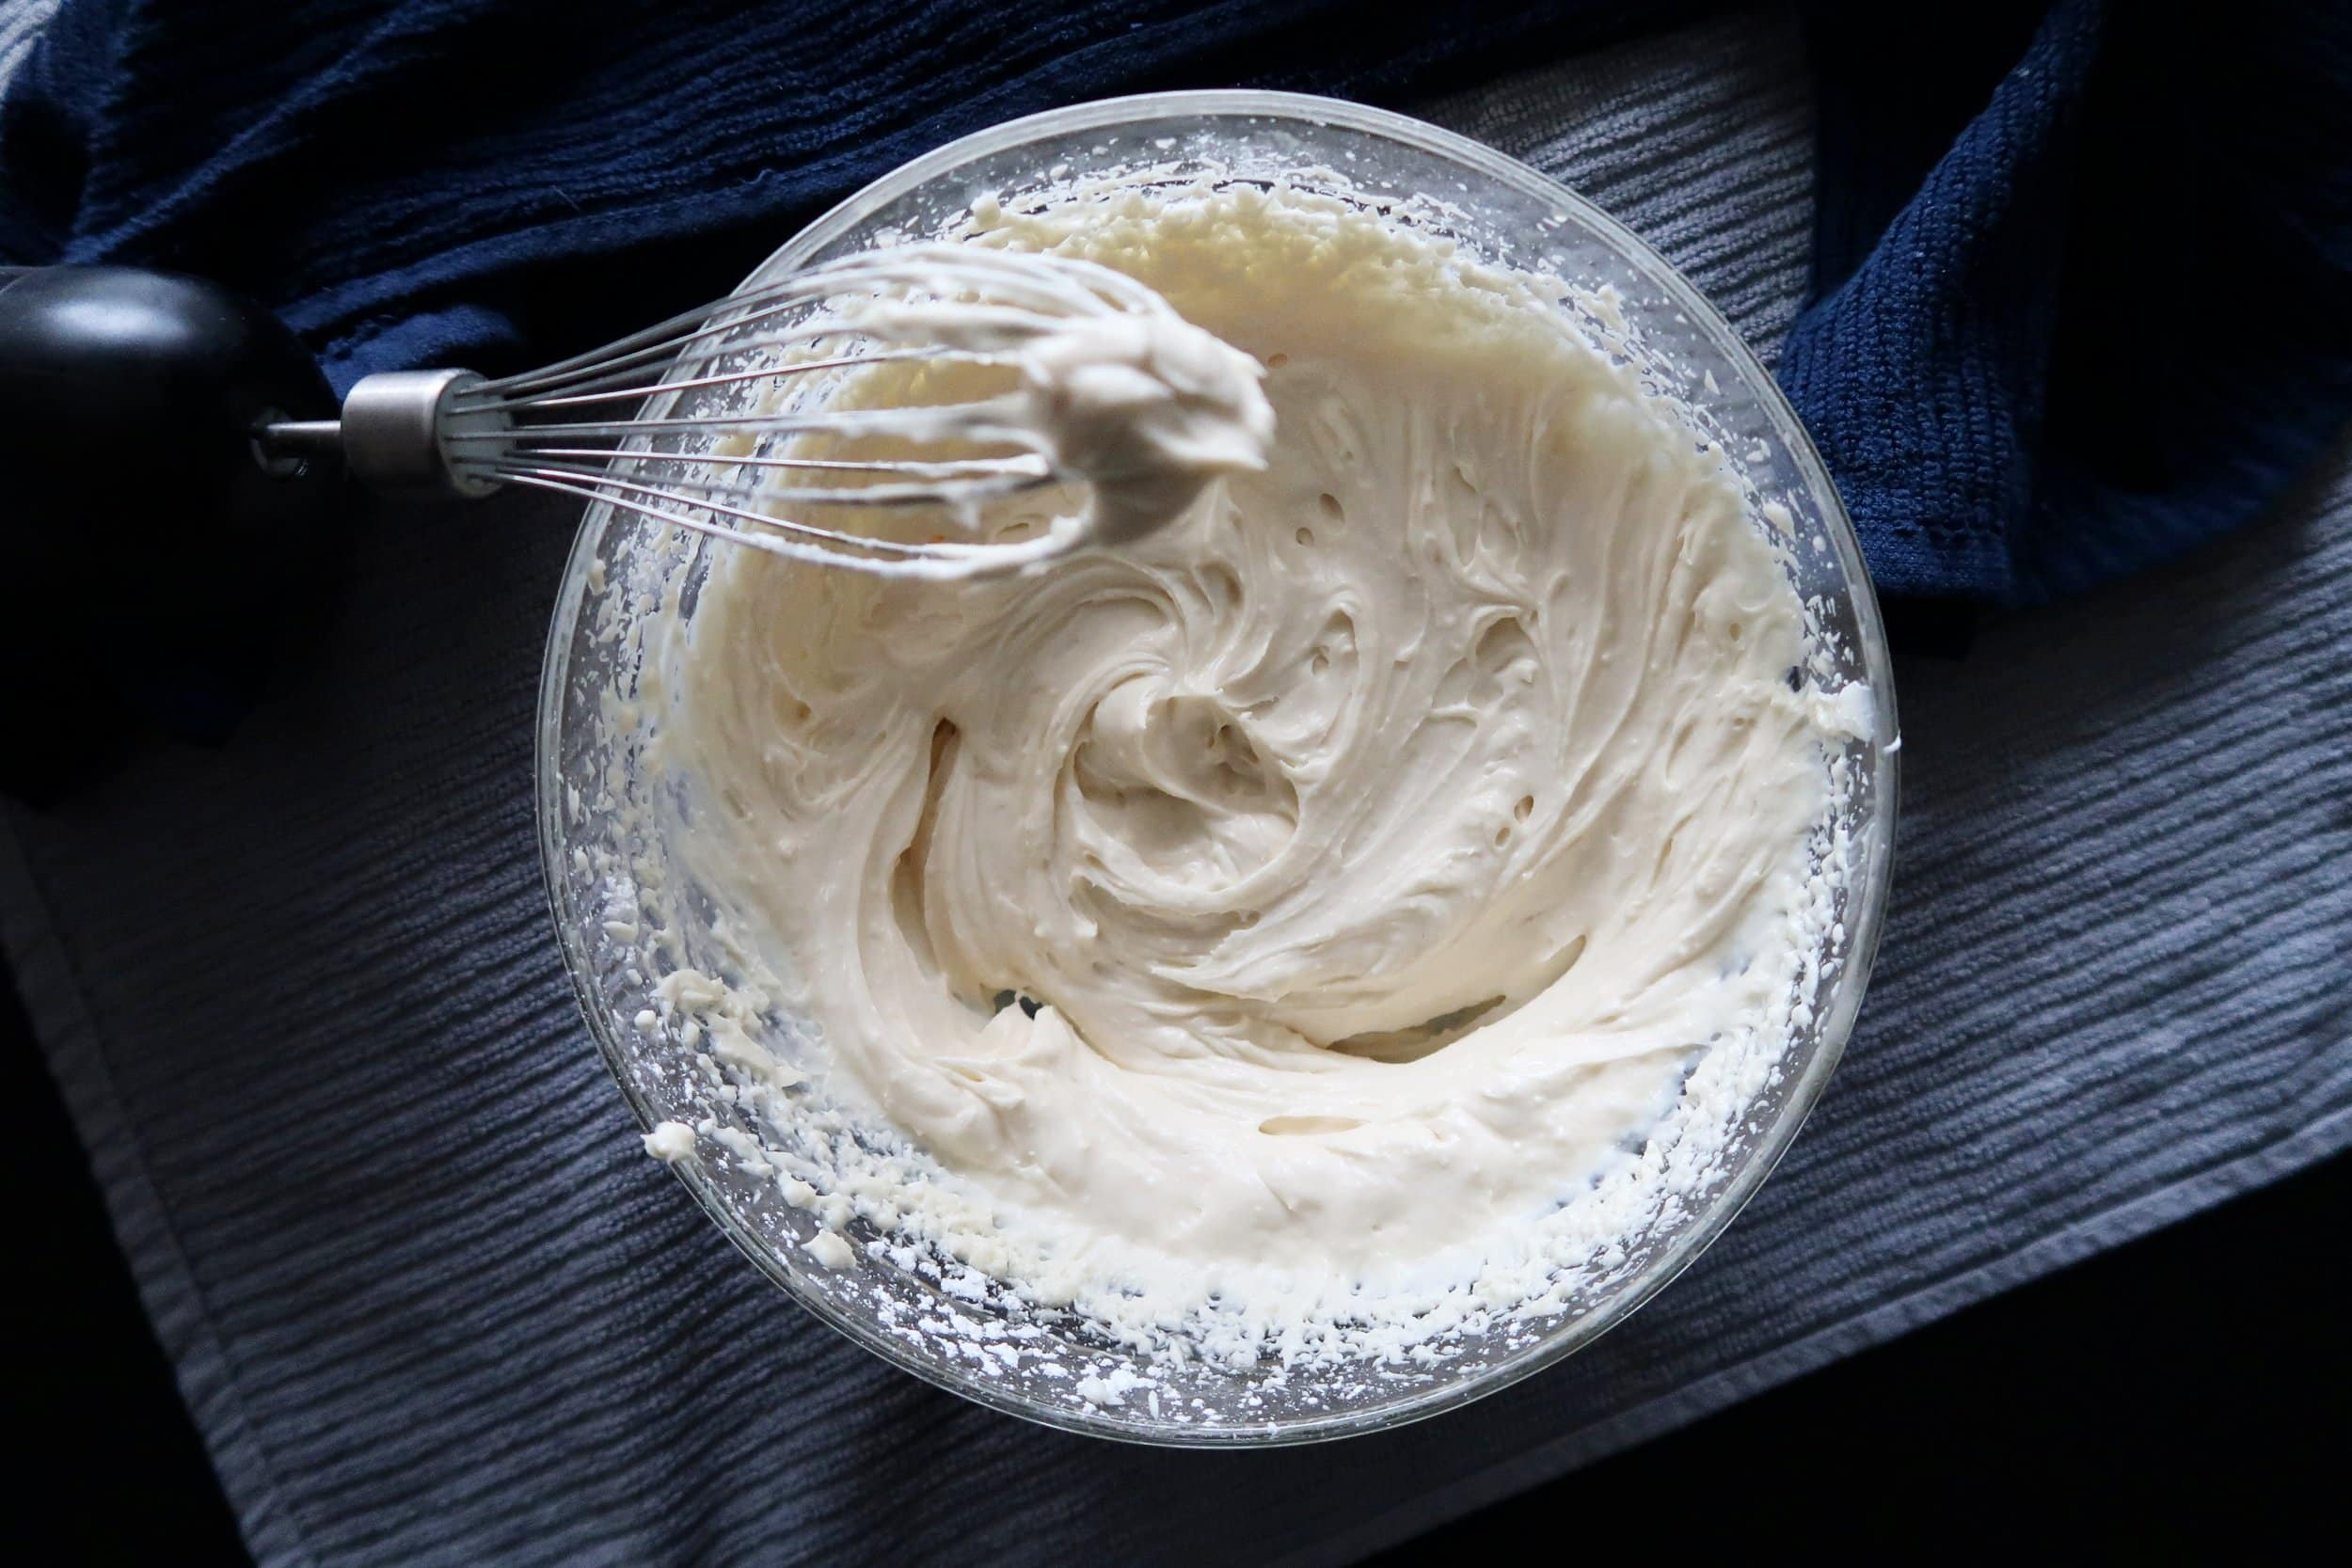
left=652, top=182, right=1855, bottom=1316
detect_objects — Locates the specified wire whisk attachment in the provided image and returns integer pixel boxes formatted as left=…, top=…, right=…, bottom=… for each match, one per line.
left=262, top=245, right=1271, bottom=578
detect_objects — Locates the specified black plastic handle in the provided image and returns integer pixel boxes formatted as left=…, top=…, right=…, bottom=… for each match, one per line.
left=0, top=266, right=349, bottom=803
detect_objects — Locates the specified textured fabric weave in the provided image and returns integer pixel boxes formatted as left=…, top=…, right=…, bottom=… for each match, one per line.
left=0, top=0, right=55, bottom=87
left=4, top=0, right=2348, bottom=602
left=1779, top=1, right=2352, bottom=601
left=6, top=16, right=2349, bottom=1565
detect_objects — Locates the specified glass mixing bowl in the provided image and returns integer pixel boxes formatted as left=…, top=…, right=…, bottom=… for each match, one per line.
left=536, top=90, right=1899, bottom=1445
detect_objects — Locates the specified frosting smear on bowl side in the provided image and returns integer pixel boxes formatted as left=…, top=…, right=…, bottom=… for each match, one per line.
left=646, top=180, right=1865, bottom=1355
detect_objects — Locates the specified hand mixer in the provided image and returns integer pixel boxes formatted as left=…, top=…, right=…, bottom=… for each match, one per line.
left=4, top=245, right=1211, bottom=568
left=0, top=247, right=1223, bottom=798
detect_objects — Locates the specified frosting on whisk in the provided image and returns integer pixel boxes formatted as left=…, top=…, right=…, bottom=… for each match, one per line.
left=820, top=245, right=1275, bottom=566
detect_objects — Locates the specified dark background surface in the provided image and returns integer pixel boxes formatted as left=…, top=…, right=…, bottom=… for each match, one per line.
left=5, top=959, right=2340, bottom=1563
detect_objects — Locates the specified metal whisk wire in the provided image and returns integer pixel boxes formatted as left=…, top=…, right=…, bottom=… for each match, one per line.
left=263, top=245, right=1175, bottom=576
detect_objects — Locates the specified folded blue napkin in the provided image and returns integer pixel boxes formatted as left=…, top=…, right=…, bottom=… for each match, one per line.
left=4, top=1, right=2346, bottom=603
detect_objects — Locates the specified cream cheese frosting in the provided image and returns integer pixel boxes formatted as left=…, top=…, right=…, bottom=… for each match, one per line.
left=646, top=180, right=1862, bottom=1336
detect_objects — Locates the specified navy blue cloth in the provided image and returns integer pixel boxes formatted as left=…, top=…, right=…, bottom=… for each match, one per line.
left=2, top=0, right=2348, bottom=603
left=1783, top=0, right=2352, bottom=600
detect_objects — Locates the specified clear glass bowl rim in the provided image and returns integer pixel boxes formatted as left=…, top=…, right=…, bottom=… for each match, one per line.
left=535, top=87, right=1901, bottom=1447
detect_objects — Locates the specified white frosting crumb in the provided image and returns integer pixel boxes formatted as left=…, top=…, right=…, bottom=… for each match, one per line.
left=642, top=1121, right=697, bottom=1164
left=804, top=1229, right=857, bottom=1270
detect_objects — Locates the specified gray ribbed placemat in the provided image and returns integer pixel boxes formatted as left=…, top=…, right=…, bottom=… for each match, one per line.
left=7, top=9, right=2349, bottom=1565
left=0, top=0, right=56, bottom=89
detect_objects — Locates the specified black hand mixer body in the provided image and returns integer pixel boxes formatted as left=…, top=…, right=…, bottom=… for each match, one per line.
left=0, top=266, right=345, bottom=801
